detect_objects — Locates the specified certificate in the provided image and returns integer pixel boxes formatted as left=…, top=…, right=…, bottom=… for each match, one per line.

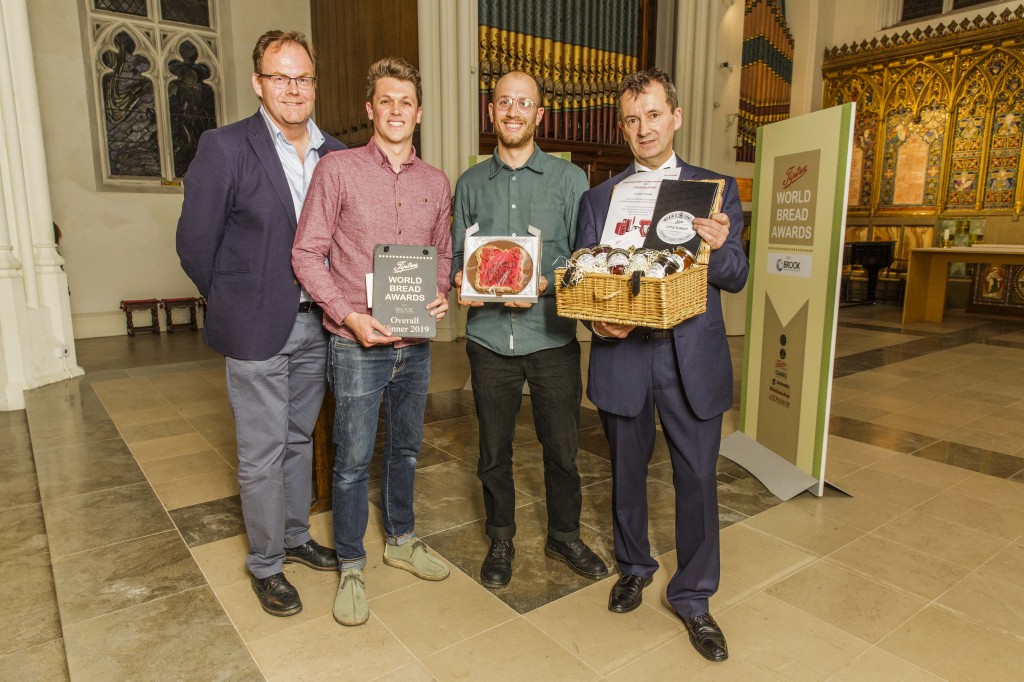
left=600, top=169, right=722, bottom=254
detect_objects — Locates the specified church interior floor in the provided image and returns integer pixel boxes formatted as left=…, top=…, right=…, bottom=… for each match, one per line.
left=3, top=304, right=1024, bottom=680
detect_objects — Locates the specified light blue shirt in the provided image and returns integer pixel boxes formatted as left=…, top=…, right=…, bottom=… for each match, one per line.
left=259, top=106, right=326, bottom=302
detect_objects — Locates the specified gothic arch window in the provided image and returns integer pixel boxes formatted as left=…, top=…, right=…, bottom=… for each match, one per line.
left=100, top=30, right=159, bottom=177
left=83, top=0, right=222, bottom=189
left=878, top=63, right=949, bottom=208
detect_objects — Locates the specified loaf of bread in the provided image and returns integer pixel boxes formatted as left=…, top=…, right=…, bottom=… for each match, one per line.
left=472, top=244, right=529, bottom=294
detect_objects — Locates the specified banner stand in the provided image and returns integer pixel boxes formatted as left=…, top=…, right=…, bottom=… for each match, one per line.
left=720, top=431, right=818, bottom=501
left=729, top=103, right=857, bottom=498
left=720, top=431, right=853, bottom=500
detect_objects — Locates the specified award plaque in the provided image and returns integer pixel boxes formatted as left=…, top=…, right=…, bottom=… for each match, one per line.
left=371, top=244, right=437, bottom=338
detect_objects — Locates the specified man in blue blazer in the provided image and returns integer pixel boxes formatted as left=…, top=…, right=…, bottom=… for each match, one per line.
left=176, top=30, right=344, bottom=617
left=575, top=68, right=748, bottom=662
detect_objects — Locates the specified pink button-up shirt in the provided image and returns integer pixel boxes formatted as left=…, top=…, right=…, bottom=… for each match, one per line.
left=292, top=138, right=453, bottom=345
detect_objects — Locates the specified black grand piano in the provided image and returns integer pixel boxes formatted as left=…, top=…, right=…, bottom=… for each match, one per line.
left=842, top=241, right=896, bottom=305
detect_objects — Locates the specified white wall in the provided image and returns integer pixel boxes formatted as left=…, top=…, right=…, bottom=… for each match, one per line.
left=27, top=0, right=311, bottom=338
left=707, top=0, right=838, bottom=192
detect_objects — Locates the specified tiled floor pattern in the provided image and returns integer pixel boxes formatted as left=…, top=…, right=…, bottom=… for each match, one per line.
left=0, top=410, right=69, bottom=680
left=3, top=304, right=1024, bottom=680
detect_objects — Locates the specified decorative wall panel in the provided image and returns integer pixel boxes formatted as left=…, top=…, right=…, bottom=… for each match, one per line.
left=823, top=5, right=1024, bottom=217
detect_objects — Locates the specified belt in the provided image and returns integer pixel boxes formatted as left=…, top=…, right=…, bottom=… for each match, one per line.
left=631, top=327, right=672, bottom=341
left=297, top=301, right=320, bottom=313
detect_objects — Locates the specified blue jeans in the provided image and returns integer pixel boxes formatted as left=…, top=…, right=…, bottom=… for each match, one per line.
left=329, top=336, right=430, bottom=570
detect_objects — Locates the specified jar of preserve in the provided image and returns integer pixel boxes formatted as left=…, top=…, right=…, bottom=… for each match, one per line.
left=645, top=253, right=681, bottom=278
left=606, top=248, right=630, bottom=275
left=669, top=246, right=697, bottom=271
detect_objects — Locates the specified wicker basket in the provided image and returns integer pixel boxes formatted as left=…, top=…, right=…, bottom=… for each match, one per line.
left=554, top=241, right=710, bottom=329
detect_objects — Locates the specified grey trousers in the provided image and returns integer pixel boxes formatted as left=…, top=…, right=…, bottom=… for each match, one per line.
left=225, top=311, right=328, bottom=578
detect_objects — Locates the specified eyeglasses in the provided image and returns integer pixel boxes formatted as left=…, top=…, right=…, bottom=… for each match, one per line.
left=495, top=96, right=538, bottom=113
left=258, top=73, right=317, bottom=90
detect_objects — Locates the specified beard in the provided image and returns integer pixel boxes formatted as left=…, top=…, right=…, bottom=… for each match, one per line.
left=495, top=118, right=536, bottom=149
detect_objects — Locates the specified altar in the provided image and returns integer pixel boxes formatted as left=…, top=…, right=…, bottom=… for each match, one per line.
left=902, top=246, right=1024, bottom=325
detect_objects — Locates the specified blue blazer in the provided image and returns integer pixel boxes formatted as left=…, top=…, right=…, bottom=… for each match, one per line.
left=176, top=112, right=345, bottom=360
left=575, top=157, right=749, bottom=420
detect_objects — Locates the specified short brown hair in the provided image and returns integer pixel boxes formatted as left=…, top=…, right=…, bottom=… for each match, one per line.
left=617, top=68, right=678, bottom=119
left=366, top=57, right=422, bottom=105
left=252, top=30, right=315, bottom=74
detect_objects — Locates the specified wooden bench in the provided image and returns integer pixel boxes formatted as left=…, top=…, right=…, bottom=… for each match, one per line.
left=119, top=299, right=160, bottom=336
left=160, top=297, right=200, bottom=333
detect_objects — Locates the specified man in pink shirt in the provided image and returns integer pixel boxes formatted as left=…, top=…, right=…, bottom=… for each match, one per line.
left=292, top=57, right=452, bottom=627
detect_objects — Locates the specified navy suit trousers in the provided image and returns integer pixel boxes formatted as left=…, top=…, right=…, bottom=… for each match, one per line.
left=599, top=337, right=722, bottom=619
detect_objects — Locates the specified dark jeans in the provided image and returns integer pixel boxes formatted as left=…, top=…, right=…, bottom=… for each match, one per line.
left=328, top=337, right=430, bottom=570
left=466, top=339, right=583, bottom=542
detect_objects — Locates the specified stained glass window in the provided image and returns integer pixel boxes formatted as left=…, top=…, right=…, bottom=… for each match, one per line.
left=952, top=0, right=991, bottom=9
left=168, top=41, right=216, bottom=177
left=101, top=32, right=160, bottom=177
left=84, top=0, right=220, bottom=187
left=901, top=0, right=943, bottom=22
left=93, top=0, right=147, bottom=17
left=160, top=0, right=209, bottom=27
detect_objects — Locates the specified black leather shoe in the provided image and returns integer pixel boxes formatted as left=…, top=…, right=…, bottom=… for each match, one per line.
left=284, top=539, right=338, bottom=571
left=480, top=539, right=515, bottom=588
left=681, top=612, right=728, bottom=662
left=251, top=572, right=302, bottom=617
left=544, top=538, right=609, bottom=579
left=608, top=574, right=652, bottom=613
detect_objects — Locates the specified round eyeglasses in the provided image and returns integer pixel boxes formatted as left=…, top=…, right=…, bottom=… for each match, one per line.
left=495, top=96, right=538, bottom=113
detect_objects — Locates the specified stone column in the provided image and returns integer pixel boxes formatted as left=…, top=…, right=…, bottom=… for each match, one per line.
left=417, top=0, right=479, bottom=341
left=0, top=0, right=82, bottom=411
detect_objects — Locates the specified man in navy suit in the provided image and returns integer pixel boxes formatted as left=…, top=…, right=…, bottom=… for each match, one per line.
left=176, top=30, right=344, bottom=617
left=575, top=68, right=748, bottom=662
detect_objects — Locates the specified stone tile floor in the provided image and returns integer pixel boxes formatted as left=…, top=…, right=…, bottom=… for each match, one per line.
left=2, top=304, right=1024, bottom=680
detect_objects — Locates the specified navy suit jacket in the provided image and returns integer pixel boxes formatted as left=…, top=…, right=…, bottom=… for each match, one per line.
left=176, top=112, right=345, bottom=360
left=575, top=156, right=748, bottom=420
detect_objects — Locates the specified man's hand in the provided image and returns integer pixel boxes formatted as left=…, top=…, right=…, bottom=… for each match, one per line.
left=343, top=312, right=401, bottom=347
left=503, top=274, right=547, bottom=309
left=594, top=321, right=634, bottom=339
left=455, top=272, right=548, bottom=309
left=426, top=292, right=448, bottom=320
left=454, top=271, right=484, bottom=307
left=694, top=212, right=731, bottom=251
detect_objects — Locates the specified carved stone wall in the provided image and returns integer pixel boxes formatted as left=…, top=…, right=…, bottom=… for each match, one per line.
left=823, top=5, right=1024, bottom=217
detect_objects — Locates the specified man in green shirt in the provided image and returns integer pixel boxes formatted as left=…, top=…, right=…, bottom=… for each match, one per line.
left=452, top=71, right=608, bottom=588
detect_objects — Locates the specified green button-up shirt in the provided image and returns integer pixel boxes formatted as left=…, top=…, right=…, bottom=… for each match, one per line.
left=452, top=146, right=588, bottom=356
